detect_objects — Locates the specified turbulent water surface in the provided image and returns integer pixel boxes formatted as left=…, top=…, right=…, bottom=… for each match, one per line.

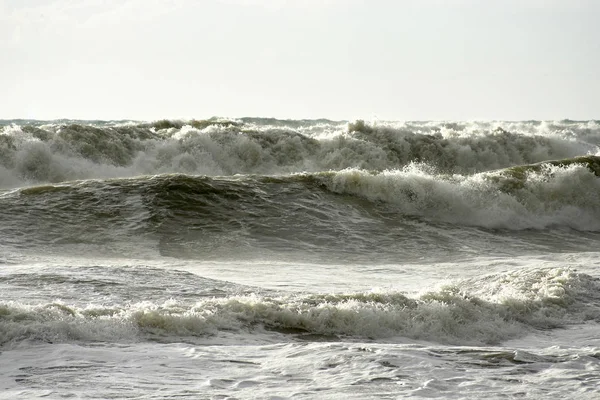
left=1, top=118, right=600, bottom=399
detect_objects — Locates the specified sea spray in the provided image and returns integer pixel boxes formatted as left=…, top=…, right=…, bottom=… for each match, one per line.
left=1, top=119, right=598, bottom=187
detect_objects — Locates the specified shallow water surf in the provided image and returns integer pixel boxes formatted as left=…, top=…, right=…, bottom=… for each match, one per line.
left=1, top=118, right=600, bottom=399
left=2, top=264, right=600, bottom=346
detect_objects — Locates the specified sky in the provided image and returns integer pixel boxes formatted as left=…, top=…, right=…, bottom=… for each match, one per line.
left=1, top=0, right=599, bottom=121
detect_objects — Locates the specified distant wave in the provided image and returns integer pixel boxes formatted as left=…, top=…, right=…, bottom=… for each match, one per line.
left=1, top=268, right=598, bottom=348
left=1, top=119, right=598, bottom=187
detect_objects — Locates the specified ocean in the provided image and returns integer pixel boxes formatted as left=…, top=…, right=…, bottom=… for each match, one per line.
left=1, top=118, right=600, bottom=399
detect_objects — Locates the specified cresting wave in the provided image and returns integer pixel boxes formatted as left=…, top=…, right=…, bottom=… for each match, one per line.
left=323, top=158, right=600, bottom=230
left=2, top=157, right=600, bottom=242
left=1, top=268, right=599, bottom=348
left=1, top=119, right=599, bottom=187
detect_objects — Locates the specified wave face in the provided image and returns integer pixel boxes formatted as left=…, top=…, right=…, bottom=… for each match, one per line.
left=1, top=118, right=600, bottom=261
left=1, top=164, right=600, bottom=265
left=1, top=267, right=598, bottom=347
left=1, top=119, right=599, bottom=187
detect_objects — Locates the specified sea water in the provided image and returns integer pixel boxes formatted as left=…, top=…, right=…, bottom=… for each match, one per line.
left=1, top=118, right=600, bottom=399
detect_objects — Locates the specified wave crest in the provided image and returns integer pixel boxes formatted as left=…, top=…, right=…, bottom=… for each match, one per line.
left=319, top=157, right=600, bottom=230
left=2, top=268, right=598, bottom=347
left=1, top=119, right=598, bottom=188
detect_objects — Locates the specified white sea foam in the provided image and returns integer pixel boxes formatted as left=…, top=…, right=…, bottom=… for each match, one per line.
left=1, top=267, right=597, bottom=348
left=321, top=162, right=600, bottom=230
left=1, top=119, right=599, bottom=188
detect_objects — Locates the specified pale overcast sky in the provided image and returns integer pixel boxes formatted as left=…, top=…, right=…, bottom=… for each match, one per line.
left=1, top=0, right=598, bottom=120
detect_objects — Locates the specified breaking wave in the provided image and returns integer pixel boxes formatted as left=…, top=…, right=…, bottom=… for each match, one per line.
left=320, top=157, right=600, bottom=230
left=1, top=268, right=598, bottom=348
left=1, top=119, right=598, bottom=187
left=2, top=155, right=600, bottom=242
